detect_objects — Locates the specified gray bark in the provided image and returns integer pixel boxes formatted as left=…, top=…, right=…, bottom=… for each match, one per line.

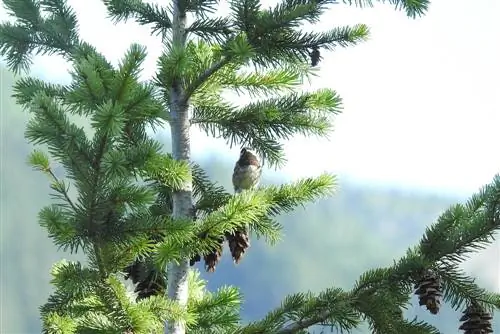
left=165, top=0, right=191, bottom=333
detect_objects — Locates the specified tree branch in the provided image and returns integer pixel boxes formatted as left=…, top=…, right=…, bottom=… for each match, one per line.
left=181, top=56, right=232, bottom=105
left=275, top=311, right=330, bottom=334
left=46, top=168, right=78, bottom=213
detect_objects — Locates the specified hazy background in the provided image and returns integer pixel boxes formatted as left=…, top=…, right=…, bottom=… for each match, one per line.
left=1, top=0, right=499, bottom=332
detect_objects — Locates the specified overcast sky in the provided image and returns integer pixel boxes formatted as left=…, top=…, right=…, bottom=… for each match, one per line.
left=1, top=0, right=499, bottom=196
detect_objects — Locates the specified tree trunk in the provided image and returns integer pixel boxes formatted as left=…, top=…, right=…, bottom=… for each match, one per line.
left=165, top=0, right=191, bottom=333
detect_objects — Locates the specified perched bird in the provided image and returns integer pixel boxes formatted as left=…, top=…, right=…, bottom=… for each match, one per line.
left=227, top=147, right=262, bottom=263
left=232, top=147, right=262, bottom=193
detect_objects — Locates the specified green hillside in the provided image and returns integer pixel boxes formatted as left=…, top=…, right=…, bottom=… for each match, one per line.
left=1, top=67, right=498, bottom=333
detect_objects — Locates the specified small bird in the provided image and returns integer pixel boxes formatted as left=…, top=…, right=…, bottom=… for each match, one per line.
left=232, top=147, right=262, bottom=193
left=227, top=147, right=262, bottom=263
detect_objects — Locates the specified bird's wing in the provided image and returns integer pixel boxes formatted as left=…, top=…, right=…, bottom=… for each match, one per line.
left=232, top=163, right=243, bottom=193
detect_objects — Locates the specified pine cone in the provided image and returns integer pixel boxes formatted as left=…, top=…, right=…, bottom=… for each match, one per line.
left=414, top=269, right=442, bottom=315
left=190, top=254, right=201, bottom=266
left=226, top=228, right=250, bottom=264
left=124, top=260, right=165, bottom=301
left=459, top=302, right=494, bottom=334
left=204, top=237, right=224, bottom=272
left=309, top=46, right=321, bottom=67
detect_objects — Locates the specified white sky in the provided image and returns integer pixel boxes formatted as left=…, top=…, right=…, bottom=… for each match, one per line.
left=1, top=0, right=499, bottom=196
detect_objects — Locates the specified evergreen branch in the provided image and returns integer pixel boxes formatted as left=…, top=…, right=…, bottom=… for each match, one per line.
left=48, top=169, right=78, bottom=212
left=101, top=138, right=163, bottom=180
left=191, top=162, right=232, bottom=215
left=42, top=312, right=78, bottom=333
left=103, top=0, right=172, bottom=36
left=240, top=289, right=360, bottom=333
left=0, top=0, right=81, bottom=73
left=154, top=41, right=193, bottom=102
left=192, top=174, right=336, bottom=246
left=155, top=219, right=226, bottom=267
left=179, top=38, right=256, bottom=105
left=50, top=260, right=100, bottom=300
left=251, top=176, right=500, bottom=333
left=196, top=190, right=274, bottom=240
left=3, top=0, right=43, bottom=28
left=260, top=0, right=339, bottom=30
left=91, top=101, right=127, bottom=140
left=250, top=25, right=370, bottom=67
left=399, top=318, right=440, bottom=334
left=353, top=289, right=410, bottom=334
left=188, top=286, right=242, bottom=332
left=38, top=205, right=82, bottom=253
left=77, top=312, right=120, bottom=332
left=186, top=17, right=234, bottom=43
left=182, top=56, right=231, bottom=105
left=183, top=0, right=220, bottom=15
left=92, top=243, right=108, bottom=278
left=27, top=149, right=79, bottom=212
left=41, top=0, right=80, bottom=43
left=112, top=43, right=148, bottom=103
left=40, top=290, right=98, bottom=320
left=65, top=52, right=117, bottom=116
left=137, top=295, right=195, bottom=332
left=250, top=270, right=431, bottom=334
left=230, top=0, right=369, bottom=66
left=216, top=64, right=312, bottom=97
left=263, top=173, right=337, bottom=216
left=144, top=153, right=192, bottom=191
left=92, top=276, right=134, bottom=331
left=13, top=76, right=69, bottom=107
left=25, top=93, right=93, bottom=184
left=342, top=0, right=429, bottom=19
left=419, top=175, right=500, bottom=265
left=435, top=263, right=500, bottom=312
left=192, top=90, right=342, bottom=166
left=0, top=21, right=39, bottom=73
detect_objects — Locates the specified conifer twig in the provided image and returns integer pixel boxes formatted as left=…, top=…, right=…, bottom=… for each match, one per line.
left=275, top=312, right=330, bottom=334
left=181, top=56, right=231, bottom=104
left=46, top=168, right=78, bottom=213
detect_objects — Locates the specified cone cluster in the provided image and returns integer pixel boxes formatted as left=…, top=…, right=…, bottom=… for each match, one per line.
left=124, top=260, right=165, bottom=300
left=189, top=228, right=251, bottom=272
left=414, top=269, right=442, bottom=315
left=204, top=237, right=225, bottom=272
left=459, top=303, right=493, bottom=334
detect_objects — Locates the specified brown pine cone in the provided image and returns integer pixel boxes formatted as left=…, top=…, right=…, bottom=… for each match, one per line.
left=204, top=238, right=224, bottom=272
left=459, top=302, right=493, bottom=334
left=414, top=269, right=442, bottom=315
left=226, top=228, right=250, bottom=264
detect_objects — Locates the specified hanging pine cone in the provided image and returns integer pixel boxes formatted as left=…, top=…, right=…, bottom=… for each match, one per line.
left=124, top=260, right=165, bottom=300
left=414, top=269, right=442, bottom=315
left=190, top=254, right=201, bottom=266
left=226, top=227, right=250, bottom=264
left=204, top=237, right=224, bottom=272
left=309, top=46, right=321, bottom=67
left=459, top=302, right=494, bottom=334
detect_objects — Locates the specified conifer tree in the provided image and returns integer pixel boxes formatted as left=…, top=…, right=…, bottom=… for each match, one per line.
left=2, top=0, right=500, bottom=333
